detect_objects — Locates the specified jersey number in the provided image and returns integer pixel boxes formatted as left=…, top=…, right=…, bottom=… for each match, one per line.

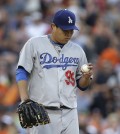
left=65, top=70, right=75, bottom=86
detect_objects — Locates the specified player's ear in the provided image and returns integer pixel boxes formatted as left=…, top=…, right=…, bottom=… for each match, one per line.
left=51, top=23, right=57, bottom=30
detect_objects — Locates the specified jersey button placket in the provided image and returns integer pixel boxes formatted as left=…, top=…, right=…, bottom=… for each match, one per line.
left=58, top=54, right=63, bottom=106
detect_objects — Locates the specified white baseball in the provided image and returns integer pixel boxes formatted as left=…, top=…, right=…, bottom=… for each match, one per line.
left=81, top=64, right=90, bottom=73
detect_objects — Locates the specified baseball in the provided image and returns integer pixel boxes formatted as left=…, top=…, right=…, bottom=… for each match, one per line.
left=81, top=64, right=90, bottom=73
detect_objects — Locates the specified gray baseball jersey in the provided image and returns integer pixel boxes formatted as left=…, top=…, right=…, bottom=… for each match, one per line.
left=17, top=35, right=87, bottom=108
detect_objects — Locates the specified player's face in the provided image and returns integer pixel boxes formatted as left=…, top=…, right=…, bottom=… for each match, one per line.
left=51, top=24, right=74, bottom=44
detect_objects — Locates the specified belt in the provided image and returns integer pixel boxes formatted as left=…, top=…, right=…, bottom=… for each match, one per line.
left=44, top=105, right=71, bottom=110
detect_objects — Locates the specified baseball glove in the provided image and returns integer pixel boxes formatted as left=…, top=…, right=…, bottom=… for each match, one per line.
left=17, top=99, right=50, bottom=128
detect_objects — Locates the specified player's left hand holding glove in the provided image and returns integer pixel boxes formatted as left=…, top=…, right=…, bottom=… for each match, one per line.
left=17, top=99, right=50, bottom=128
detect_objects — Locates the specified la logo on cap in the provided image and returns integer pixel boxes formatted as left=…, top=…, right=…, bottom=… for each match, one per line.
left=68, top=16, right=72, bottom=24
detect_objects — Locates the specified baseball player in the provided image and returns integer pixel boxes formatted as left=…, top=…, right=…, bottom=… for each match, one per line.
left=16, top=9, right=93, bottom=134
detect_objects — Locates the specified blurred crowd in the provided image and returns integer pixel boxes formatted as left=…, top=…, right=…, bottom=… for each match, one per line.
left=0, top=0, right=120, bottom=134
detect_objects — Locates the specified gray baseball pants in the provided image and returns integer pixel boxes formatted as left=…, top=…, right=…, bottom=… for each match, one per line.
left=28, top=108, right=79, bottom=134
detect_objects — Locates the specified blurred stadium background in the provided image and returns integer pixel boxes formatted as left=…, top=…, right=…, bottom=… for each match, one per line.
left=0, top=0, right=120, bottom=134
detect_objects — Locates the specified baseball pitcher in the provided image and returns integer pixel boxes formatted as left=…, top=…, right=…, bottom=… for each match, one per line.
left=16, top=9, right=93, bottom=134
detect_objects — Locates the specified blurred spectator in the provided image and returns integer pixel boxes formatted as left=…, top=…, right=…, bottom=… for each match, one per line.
left=25, top=11, right=51, bottom=38
left=25, top=0, right=40, bottom=13
left=0, top=115, right=18, bottom=134
left=86, top=110, right=102, bottom=134
left=102, top=112, right=120, bottom=134
left=97, top=46, right=120, bottom=67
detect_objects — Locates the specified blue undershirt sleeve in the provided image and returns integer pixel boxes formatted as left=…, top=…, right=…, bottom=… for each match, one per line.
left=16, top=67, right=29, bottom=82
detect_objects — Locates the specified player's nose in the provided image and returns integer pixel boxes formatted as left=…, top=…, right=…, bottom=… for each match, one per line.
left=65, top=30, right=73, bottom=36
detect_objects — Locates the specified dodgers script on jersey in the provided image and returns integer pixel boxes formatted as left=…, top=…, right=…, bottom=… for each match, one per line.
left=17, top=35, right=88, bottom=108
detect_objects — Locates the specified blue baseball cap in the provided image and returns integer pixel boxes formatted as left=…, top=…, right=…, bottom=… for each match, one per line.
left=53, top=9, right=79, bottom=31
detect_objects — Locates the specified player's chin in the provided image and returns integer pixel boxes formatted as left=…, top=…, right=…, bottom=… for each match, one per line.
left=63, top=38, right=70, bottom=44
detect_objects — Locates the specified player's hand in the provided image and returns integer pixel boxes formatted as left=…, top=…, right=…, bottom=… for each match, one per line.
left=80, top=63, right=93, bottom=79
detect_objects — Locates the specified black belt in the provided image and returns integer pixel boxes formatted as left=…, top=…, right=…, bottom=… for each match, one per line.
left=44, top=105, right=71, bottom=110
